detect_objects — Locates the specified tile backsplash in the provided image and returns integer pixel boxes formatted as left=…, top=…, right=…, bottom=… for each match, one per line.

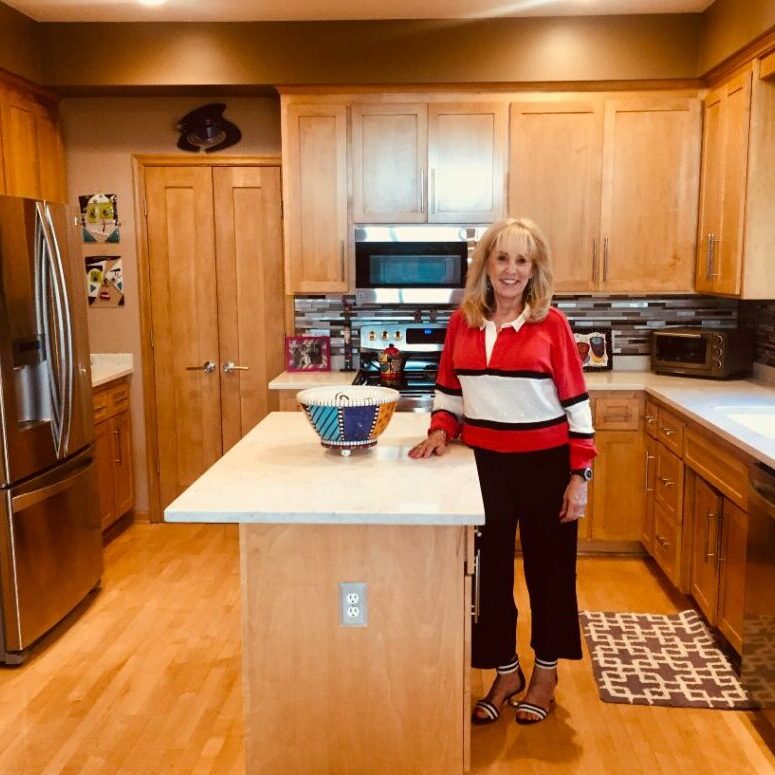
left=741, top=300, right=775, bottom=368
left=295, top=294, right=744, bottom=370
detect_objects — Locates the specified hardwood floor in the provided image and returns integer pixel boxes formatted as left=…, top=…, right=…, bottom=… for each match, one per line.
left=0, top=523, right=772, bottom=774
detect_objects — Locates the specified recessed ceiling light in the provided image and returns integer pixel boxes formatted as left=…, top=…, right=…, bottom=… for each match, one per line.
left=138, top=0, right=167, bottom=7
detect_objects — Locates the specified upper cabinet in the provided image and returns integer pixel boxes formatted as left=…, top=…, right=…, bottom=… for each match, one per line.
left=351, top=101, right=506, bottom=224
left=696, top=58, right=775, bottom=298
left=509, top=95, right=700, bottom=293
left=282, top=103, right=349, bottom=294
left=0, top=77, right=67, bottom=204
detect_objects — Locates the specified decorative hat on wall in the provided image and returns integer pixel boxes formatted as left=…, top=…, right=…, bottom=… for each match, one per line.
left=176, top=103, right=241, bottom=153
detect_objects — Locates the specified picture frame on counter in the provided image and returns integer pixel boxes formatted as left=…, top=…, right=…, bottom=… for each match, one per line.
left=572, top=327, right=613, bottom=371
left=285, top=335, right=331, bottom=372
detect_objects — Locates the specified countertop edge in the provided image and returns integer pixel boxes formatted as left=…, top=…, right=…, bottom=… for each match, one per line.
left=91, top=366, right=134, bottom=388
left=164, top=510, right=485, bottom=526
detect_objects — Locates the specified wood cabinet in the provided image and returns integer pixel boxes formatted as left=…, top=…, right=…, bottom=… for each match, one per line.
left=696, top=59, right=775, bottom=298
left=688, top=474, right=723, bottom=621
left=351, top=101, right=506, bottom=224
left=282, top=103, right=348, bottom=293
left=717, top=498, right=747, bottom=653
left=0, top=77, right=67, bottom=203
left=93, top=378, right=134, bottom=531
left=583, top=392, right=645, bottom=546
left=509, top=95, right=700, bottom=293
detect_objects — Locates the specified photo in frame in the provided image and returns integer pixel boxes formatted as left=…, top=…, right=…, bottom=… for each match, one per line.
left=572, top=328, right=613, bottom=371
left=285, top=336, right=331, bottom=372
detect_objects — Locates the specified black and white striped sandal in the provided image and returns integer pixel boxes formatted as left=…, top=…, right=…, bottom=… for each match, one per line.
left=471, top=655, right=526, bottom=725
left=515, top=658, right=558, bottom=725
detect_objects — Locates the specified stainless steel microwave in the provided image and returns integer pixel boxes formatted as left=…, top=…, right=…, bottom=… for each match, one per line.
left=354, top=225, right=485, bottom=305
left=651, top=327, right=755, bottom=379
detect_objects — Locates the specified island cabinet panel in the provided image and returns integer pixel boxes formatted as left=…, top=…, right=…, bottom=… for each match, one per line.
left=509, top=101, right=603, bottom=293
left=508, top=96, right=699, bottom=294
left=351, top=103, right=428, bottom=223
left=283, top=103, right=348, bottom=293
left=241, top=523, right=470, bottom=774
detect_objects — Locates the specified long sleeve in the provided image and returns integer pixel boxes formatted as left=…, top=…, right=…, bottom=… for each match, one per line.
left=430, top=311, right=464, bottom=440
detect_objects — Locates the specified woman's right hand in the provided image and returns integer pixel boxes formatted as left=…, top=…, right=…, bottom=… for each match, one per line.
left=408, top=429, right=449, bottom=459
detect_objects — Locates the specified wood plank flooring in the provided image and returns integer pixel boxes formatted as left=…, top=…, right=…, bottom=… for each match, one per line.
left=0, top=523, right=772, bottom=774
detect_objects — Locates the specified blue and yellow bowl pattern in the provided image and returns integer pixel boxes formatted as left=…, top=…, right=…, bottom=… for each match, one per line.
left=297, top=386, right=399, bottom=454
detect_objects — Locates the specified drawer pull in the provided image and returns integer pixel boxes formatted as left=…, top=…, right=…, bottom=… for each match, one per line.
left=662, top=427, right=676, bottom=437
left=658, top=476, right=674, bottom=487
left=645, top=415, right=656, bottom=424
left=656, top=534, right=672, bottom=548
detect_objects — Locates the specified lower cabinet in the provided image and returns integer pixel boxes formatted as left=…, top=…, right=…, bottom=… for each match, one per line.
left=93, top=378, right=135, bottom=530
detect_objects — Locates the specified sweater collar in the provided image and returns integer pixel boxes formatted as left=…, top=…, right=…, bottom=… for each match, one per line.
left=480, top=304, right=530, bottom=332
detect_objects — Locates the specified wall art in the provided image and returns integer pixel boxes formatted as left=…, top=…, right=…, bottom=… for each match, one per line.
left=86, top=256, right=124, bottom=307
left=79, top=192, right=120, bottom=243
left=285, top=336, right=331, bottom=372
left=573, top=327, right=613, bottom=371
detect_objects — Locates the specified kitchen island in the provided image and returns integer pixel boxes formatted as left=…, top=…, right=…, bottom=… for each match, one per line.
left=165, top=412, right=484, bottom=774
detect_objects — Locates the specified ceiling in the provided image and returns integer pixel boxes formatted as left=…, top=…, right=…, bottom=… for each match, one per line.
left=6, top=0, right=715, bottom=23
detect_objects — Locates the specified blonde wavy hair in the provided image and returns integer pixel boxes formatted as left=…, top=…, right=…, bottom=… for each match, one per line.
left=460, top=217, right=553, bottom=328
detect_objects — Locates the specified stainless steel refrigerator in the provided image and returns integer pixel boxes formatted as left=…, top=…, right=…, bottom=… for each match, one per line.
left=0, top=195, right=102, bottom=664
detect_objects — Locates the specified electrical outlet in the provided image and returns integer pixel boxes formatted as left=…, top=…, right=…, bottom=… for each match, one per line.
left=340, top=582, right=367, bottom=627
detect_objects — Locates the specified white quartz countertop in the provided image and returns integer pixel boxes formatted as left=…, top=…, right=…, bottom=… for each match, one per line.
left=165, top=412, right=485, bottom=526
left=90, top=353, right=134, bottom=388
left=268, top=370, right=359, bottom=390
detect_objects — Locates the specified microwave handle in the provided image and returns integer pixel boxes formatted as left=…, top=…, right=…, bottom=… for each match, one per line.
left=655, top=331, right=702, bottom=339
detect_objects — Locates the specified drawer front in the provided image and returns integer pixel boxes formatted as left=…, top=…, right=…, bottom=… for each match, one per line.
left=107, top=382, right=130, bottom=414
left=594, top=393, right=642, bottom=431
left=92, top=389, right=110, bottom=422
left=684, top=427, right=749, bottom=510
left=657, top=407, right=685, bottom=456
left=93, top=379, right=130, bottom=421
left=653, top=502, right=682, bottom=587
left=644, top=399, right=658, bottom=439
left=655, top=443, right=684, bottom=521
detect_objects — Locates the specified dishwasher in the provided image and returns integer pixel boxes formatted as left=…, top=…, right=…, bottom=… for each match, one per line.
left=742, top=462, right=775, bottom=733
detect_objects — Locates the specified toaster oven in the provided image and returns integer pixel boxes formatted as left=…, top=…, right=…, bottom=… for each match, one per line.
left=651, top=327, right=755, bottom=379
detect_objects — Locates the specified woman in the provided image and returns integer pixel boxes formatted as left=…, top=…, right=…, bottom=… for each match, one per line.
left=409, top=218, right=596, bottom=725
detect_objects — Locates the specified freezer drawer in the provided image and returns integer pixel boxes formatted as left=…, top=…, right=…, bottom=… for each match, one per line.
left=0, top=446, right=102, bottom=661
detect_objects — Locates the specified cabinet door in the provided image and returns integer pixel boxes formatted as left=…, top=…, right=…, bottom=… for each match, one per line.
left=112, top=410, right=134, bottom=519
left=35, top=101, right=67, bottom=204
left=283, top=103, right=348, bottom=292
left=600, top=97, right=700, bottom=292
left=94, top=419, right=116, bottom=530
left=0, top=87, right=41, bottom=199
left=717, top=498, right=747, bottom=653
left=590, top=430, right=645, bottom=542
left=641, top=435, right=658, bottom=553
left=509, top=101, right=603, bottom=292
left=654, top=443, right=684, bottom=522
left=695, top=85, right=725, bottom=294
left=351, top=104, right=427, bottom=223
left=428, top=103, right=506, bottom=223
left=689, top=475, right=723, bottom=624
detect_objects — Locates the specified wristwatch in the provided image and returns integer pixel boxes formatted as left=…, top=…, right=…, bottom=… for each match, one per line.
left=571, top=467, right=593, bottom=482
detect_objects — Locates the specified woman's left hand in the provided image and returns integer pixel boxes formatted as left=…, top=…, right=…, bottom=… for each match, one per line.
left=559, top=476, right=588, bottom=523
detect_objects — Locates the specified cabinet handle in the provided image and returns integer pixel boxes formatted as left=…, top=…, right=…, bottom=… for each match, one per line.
left=223, top=361, right=250, bottom=374
left=644, top=451, right=655, bottom=493
left=113, top=427, right=121, bottom=465
left=704, top=510, right=719, bottom=561
left=472, top=546, right=482, bottom=623
left=603, top=237, right=609, bottom=282
left=419, top=168, right=425, bottom=213
left=430, top=168, right=437, bottom=215
left=339, top=240, right=345, bottom=276
left=645, top=414, right=656, bottom=425
left=662, top=427, right=675, bottom=437
left=658, top=476, right=674, bottom=487
left=709, top=235, right=720, bottom=278
left=705, top=233, right=713, bottom=280
left=656, top=534, right=672, bottom=548
left=592, top=237, right=598, bottom=282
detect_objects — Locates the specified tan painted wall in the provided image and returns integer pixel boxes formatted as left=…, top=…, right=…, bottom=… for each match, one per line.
left=700, top=0, right=775, bottom=74
left=40, top=16, right=701, bottom=87
left=0, top=2, right=42, bottom=82
left=60, top=96, right=281, bottom=514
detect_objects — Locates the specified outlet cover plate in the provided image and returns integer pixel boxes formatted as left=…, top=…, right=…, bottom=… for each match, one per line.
left=340, top=582, right=367, bottom=627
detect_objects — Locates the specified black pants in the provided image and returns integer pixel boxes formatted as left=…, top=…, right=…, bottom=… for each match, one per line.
left=472, top=444, right=582, bottom=668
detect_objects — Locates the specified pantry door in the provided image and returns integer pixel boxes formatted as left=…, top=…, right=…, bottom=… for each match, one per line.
left=143, top=163, right=285, bottom=513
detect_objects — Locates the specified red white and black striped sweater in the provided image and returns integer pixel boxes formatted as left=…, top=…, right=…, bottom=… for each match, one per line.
left=429, top=306, right=597, bottom=470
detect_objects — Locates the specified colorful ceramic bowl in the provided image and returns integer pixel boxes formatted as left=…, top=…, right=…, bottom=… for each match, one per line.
left=296, top=386, right=399, bottom=455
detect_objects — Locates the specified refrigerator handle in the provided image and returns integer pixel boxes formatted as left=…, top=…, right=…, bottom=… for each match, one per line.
left=45, top=204, right=74, bottom=454
left=34, top=208, right=62, bottom=448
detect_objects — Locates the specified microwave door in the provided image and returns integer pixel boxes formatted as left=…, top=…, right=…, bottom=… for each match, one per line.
left=0, top=197, right=59, bottom=487
left=653, top=331, right=712, bottom=373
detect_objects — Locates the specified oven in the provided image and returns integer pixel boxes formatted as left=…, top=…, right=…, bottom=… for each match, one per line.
left=354, top=225, right=483, bottom=306
left=353, top=323, right=446, bottom=412
left=651, top=327, right=755, bottom=379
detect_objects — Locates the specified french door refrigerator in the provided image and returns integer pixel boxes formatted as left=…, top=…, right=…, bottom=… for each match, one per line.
left=0, top=195, right=102, bottom=664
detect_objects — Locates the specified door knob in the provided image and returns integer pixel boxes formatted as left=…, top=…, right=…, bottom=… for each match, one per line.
left=186, top=360, right=216, bottom=374
left=223, top=361, right=250, bottom=374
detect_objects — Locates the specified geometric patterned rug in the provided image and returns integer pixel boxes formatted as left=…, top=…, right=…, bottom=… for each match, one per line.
left=579, top=610, right=755, bottom=709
